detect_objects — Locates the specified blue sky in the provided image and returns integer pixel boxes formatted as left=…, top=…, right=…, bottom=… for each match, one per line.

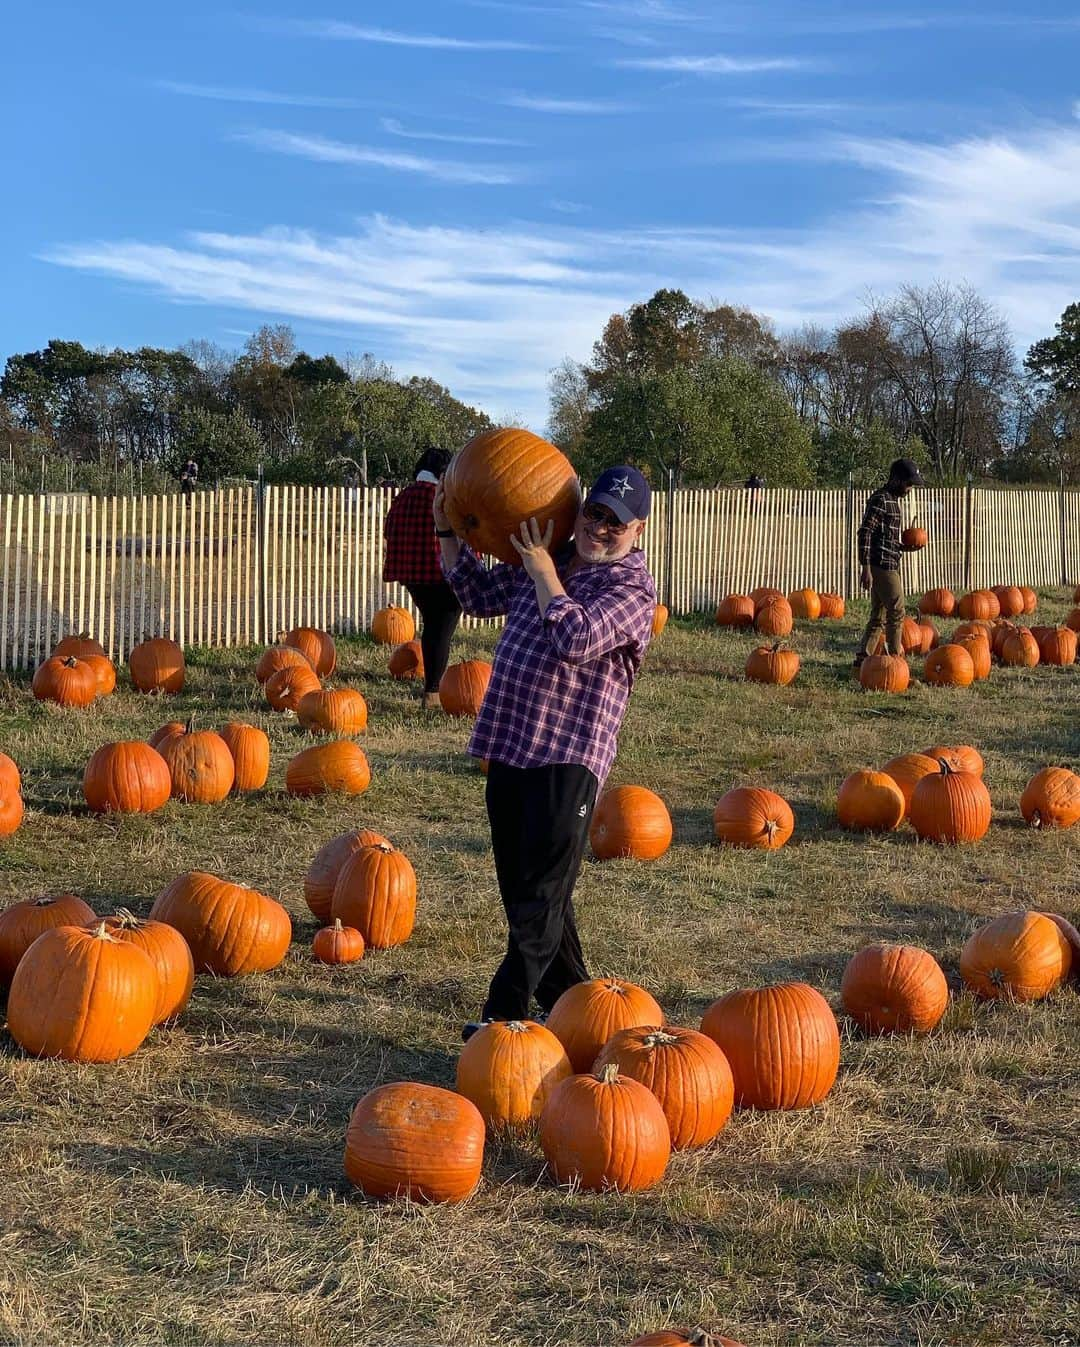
left=4, top=0, right=1080, bottom=429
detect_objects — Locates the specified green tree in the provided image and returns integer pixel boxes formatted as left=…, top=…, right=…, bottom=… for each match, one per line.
left=172, top=406, right=263, bottom=483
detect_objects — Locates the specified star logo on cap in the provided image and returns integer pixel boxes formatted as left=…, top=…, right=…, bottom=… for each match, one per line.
left=609, top=474, right=632, bottom=497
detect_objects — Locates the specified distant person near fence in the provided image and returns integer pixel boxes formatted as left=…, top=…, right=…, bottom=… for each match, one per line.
left=853, top=458, right=925, bottom=668
left=745, top=472, right=765, bottom=510
left=382, top=446, right=463, bottom=711
left=180, top=459, right=198, bottom=496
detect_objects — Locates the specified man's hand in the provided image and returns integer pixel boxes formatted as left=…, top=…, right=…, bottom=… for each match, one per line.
left=859, top=565, right=872, bottom=591
left=433, top=482, right=453, bottom=533
left=509, top=516, right=556, bottom=580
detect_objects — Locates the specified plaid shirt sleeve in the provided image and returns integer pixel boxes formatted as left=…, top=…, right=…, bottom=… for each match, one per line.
left=857, top=493, right=885, bottom=566
left=443, top=545, right=518, bottom=617
left=542, top=584, right=655, bottom=664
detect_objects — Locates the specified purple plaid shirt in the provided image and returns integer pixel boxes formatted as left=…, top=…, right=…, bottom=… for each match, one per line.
left=443, top=544, right=656, bottom=784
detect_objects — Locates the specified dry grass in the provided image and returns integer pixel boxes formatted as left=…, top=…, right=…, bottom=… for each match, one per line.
left=0, top=591, right=1078, bottom=1347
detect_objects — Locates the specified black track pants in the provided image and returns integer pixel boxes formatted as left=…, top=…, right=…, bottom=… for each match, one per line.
left=403, top=582, right=463, bottom=694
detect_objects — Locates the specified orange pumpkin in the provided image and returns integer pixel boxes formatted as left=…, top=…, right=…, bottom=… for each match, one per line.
left=991, top=584, right=1025, bottom=618
left=714, top=595, right=755, bottom=627
left=959, top=911, right=1072, bottom=1001
left=594, top=1025, right=734, bottom=1150
left=265, top=664, right=322, bottom=713
left=219, top=722, right=271, bottom=792
left=859, top=653, right=910, bottom=693
left=953, top=619, right=993, bottom=643
left=700, top=982, right=839, bottom=1110
left=900, top=616, right=924, bottom=654
left=286, top=741, right=371, bottom=797
left=750, top=586, right=784, bottom=606
left=956, top=633, right=991, bottom=680
left=1020, top=766, right=1080, bottom=831
left=0, top=893, right=97, bottom=986
left=651, top=603, right=668, bottom=636
left=298, top=687, right=368, bottom=736
left=589, top=785, right=673, bottom=861
left=1066, top=606, right=1080, bottom=633
left=303, top=828, right=393, bottom=923
left=630, top=1332, right=744, bottom=1346
left=745, top=643, right=799, bottom=686
left=840, top=944, right=949, bottom=1035
left=345, top=1082, right=486, bottom=1202
left=439, top=660, right=492, bottom=716
left=788, top=588, right=821, bottom=620
left=31, top=655, right=98, bottom=707
left=921, top=744, right=984, bottom=777
left=331, top=843, right=416, bottom=949
left=909, top=759, right=991, bottom=843
left=157, top=718, right=235, bottom=803
left=0, top=752, right=20, bottom=798
left=388, top=640, right=424, bottom=680
left=881, top=752, right=941, bottom=817
left=255, top=643, right=312, bottom=684
left=713, top=787, right=794, bottom=850
left=919, top=588, right=955, bottom=618
left=901, top=518, right=927, bottom=549
left=52, top=633, right=106, bottom=659
left=1019, top=585, right=1038, bottom=613
left=1036, top=627, right=1077, bottom=666
left=546, top=977, right=665, bottom=1073
left=285, top=626, right=336, bottom=676
left=818, top=593, right=845, bottom=619
left=836, top=770, right=905, bottom=832
left=0, top=787, right=23, bottom=839
left=150, top=870, right=292, bottom=976
left=129, top=637, right=185, bottom=694
left=6, top=922, right=157, bottom=1062
left=95, top=908, right=195, bottom=1024
left=923, top=643, right=975, bottom=687
left=753, top=596, right=793, bottom=637
left=1000, top=629, right=1040, bottom=668
left=456, top=1019, right=573, bottom=1129
left=312, top=918, right=366, bottom=965
left=371, top=605, right=416, bottom=646
left=83, top=654, right=117, bottom=697
left=538, top=1063, right=671, bottom=1192
left=148, top=721, right=186, bottom=752
left=82, top=740, right=172, bottom=815
left=441, top=427, right=581, bottom=566
left=957, top=590, right=1000, bottom=621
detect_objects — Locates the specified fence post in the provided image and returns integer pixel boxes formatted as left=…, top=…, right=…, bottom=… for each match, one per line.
left=844, top=472, right=854, bottom=600
left=255, top=463, right=267, bottom=644
left=963, top=475, right=974, bottom=591
left=1060, top=469, right=1069, bottom=587
left=659, top=468, right=667, bottom=606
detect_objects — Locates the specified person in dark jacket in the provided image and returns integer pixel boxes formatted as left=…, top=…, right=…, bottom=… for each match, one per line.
left=854, top=457, right=925, bottom=666
left=383, top=447, right=462, bottom=708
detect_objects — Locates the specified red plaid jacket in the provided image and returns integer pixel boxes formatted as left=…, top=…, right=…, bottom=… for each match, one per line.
left=383, top=480, right=445, bottom=585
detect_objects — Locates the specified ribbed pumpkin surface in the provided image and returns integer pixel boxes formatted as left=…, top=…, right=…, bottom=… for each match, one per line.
left=219, top=722, right=271, bottom=792
left=712, top=787, right=794, bottom=850
left=150, top=870, right=292, bottom=976
left=546, top=978, right=664, bottom=1073
left=456, top=1020, right=573, bottom=1129
left=0, top=893, right=97, bottom=986
left=331, top=845, right=416, bottom=948
left=909, top=764, right=991, bottom=843
left=439, top=660, right=492, bottom=716
left=881, top=753, right=940, bottom=816
left=82, top=741, right=172, bottom=815
left=298, top=688, right=368, bottom=736
left=285, top=741, right=370, bottom=796
left=1020, top=766, right=1080, bottom=830
left=96, top=910, right=195, bottom=1024
left=539, top=1067, right=671, bottom=1192
left=840, top=943, right=949, bottom=1035
left=303, top=829, right=392, bottom=922
left=959, top=911, right=1072, bottom=1001
left=589, top=785, right=672, bottom=860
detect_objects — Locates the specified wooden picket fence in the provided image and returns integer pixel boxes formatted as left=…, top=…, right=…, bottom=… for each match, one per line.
left=1, top=484, right=1077, bottom=670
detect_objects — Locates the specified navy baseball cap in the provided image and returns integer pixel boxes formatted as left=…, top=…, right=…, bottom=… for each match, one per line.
left=585, top=465, right=651, bottom=523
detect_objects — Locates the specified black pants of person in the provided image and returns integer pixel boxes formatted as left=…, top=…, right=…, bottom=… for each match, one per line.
left=403, top=582, right=462, bottom=694
left=482, top=761, right=598, bottom=1022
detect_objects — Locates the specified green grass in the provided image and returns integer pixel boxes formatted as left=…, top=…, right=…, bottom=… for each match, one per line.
left=0, top=593, right=1077, bottom=1347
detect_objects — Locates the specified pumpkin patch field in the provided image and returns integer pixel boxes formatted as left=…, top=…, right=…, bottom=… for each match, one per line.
left=0, top=594, right=1077, bottom=1347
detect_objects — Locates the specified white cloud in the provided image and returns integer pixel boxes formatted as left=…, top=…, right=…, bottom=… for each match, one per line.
left=381, top=117, right=530, bottom=148
left=501, top=93, right=636, bottom=113
left=41, top=125, right=1080, bottom=429
left=235, top=130, right=520, bottom=186
left=268, top=20, right=545, bottom=50
left=616, top=53, right=809, bottom=73
left=156, top=81, right=370, bottom=109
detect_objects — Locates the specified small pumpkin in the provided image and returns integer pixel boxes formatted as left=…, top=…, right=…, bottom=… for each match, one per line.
left=901, top=517, right=927, bottom=550
left=371, top=606, right=416, bottom=646
left=150, top=870, right=292, bottom=976
left=714, top=595, right=755, bottom=627
left=439, top=660, right=493, bottom=717
left=331, top=843, right=416, bottom=949
left=745, top=643, right=799, bottom=686
left=919, top=588, right=955, bottom=618
left=344, top=1081, right=486, bottom=1202
left=651, top=603, right=669, bottom=636
left=157, top=717, right=235, bottom=804
left=297, top=687, right=368, bottom=736
left=538, top=1062, right=671, bottom=1192
left=1020, top=766, right=1080, bottom=830
left=0, top=893, right=97, bottom=986
left=285, top=626, right=336, bottom=676
left=589, top=785, right=673, bottom=861
left=304, top=828, right=393, bottom=923
left=129, top=637, right=185, bottom=694
left=219, top=722, right=271, bottom=792
left=82, top=740, right=172, bottom=815
left=840, top=943, right=949, bottom=1035
left=713, top=786, right=794, bottom=850
left=594, top=1025, right=734, bottom=1150
left=1000, top=629, right=1040, bottom=668
left=312, top=918, right=365, bottom=965
left=265, top=664, right=322, bottom=713
left=959, top=910, right=1071, bottom=1001
left=788, top=588, right=821, bottom=620
left=818, top=592, right=845, bottom=619
left=6, top=922, right=157, bottom=1062
left=456, top=1019, right=573, bottom=1129
left=388, top=640, right=424, bottom=680
left=753, top=596, right=793, bottom=637
left=286, top=741, right=371, bottom=797
left=990, top=584, right=1025, bottom=618
left=255, top=643, right=312, bottom=684
left=923, top=643, right=975, bottom=687
left=545, top=977, right=664, bottom=1073
left=95, top=908, right=195, bottom=1024
left=859, top=653, right=910, bottom=693
left=836, top=770, right=905, bottom=832
left=700, top=982, right=840, bottom=1111
left=909, top=759, right=991, bottom=844
left=31, top=655, right=98, bottom=707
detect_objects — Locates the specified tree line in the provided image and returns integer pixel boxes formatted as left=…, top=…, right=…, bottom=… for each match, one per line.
left=2, top=290, right=1078, bottom=490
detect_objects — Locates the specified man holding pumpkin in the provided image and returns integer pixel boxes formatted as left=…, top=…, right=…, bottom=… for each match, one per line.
left=854, top=457, right=925, bottom=668
left=433, top=466, right=657, bottom=1041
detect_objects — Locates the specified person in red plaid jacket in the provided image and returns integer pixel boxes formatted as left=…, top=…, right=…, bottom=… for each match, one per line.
left=383, top=447, right=462, bottom=708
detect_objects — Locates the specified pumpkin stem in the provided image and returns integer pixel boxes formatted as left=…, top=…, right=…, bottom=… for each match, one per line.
left=643, top=1029, right=679, bottom=1048
left=935, top=758, right=953, bottom=776
left=184, top=714, right=197, bottom=733
left=333, top=918, right=344, bottom=930
left=62, top=656, right=80, bottom=667
left=763, top=818, right=778, bottom=838
left=596, top=1062, right=621, bottom=1085
left=91, top=920, right=111, bottom=940
left=114, top=907, right=140, bottom=927
left=506, top=1020, right=529, bottom=1033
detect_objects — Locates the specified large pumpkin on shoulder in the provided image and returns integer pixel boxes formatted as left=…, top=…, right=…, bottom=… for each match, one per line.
left=371, top=606, right=415, bottom=646
left=439, top=660, right=492, bottom=716
left=150, top=870, right=291, bottom=976
left=441, top=427, right=581, bottom=566
left=129, top=638, right=185, bottom=694
left=589, top=785, right=672, bottom=860
left=285, top=626, right=336, bottom=677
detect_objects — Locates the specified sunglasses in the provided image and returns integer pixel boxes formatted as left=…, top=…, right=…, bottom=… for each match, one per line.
left=582, top=504, right=630, bottom=536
